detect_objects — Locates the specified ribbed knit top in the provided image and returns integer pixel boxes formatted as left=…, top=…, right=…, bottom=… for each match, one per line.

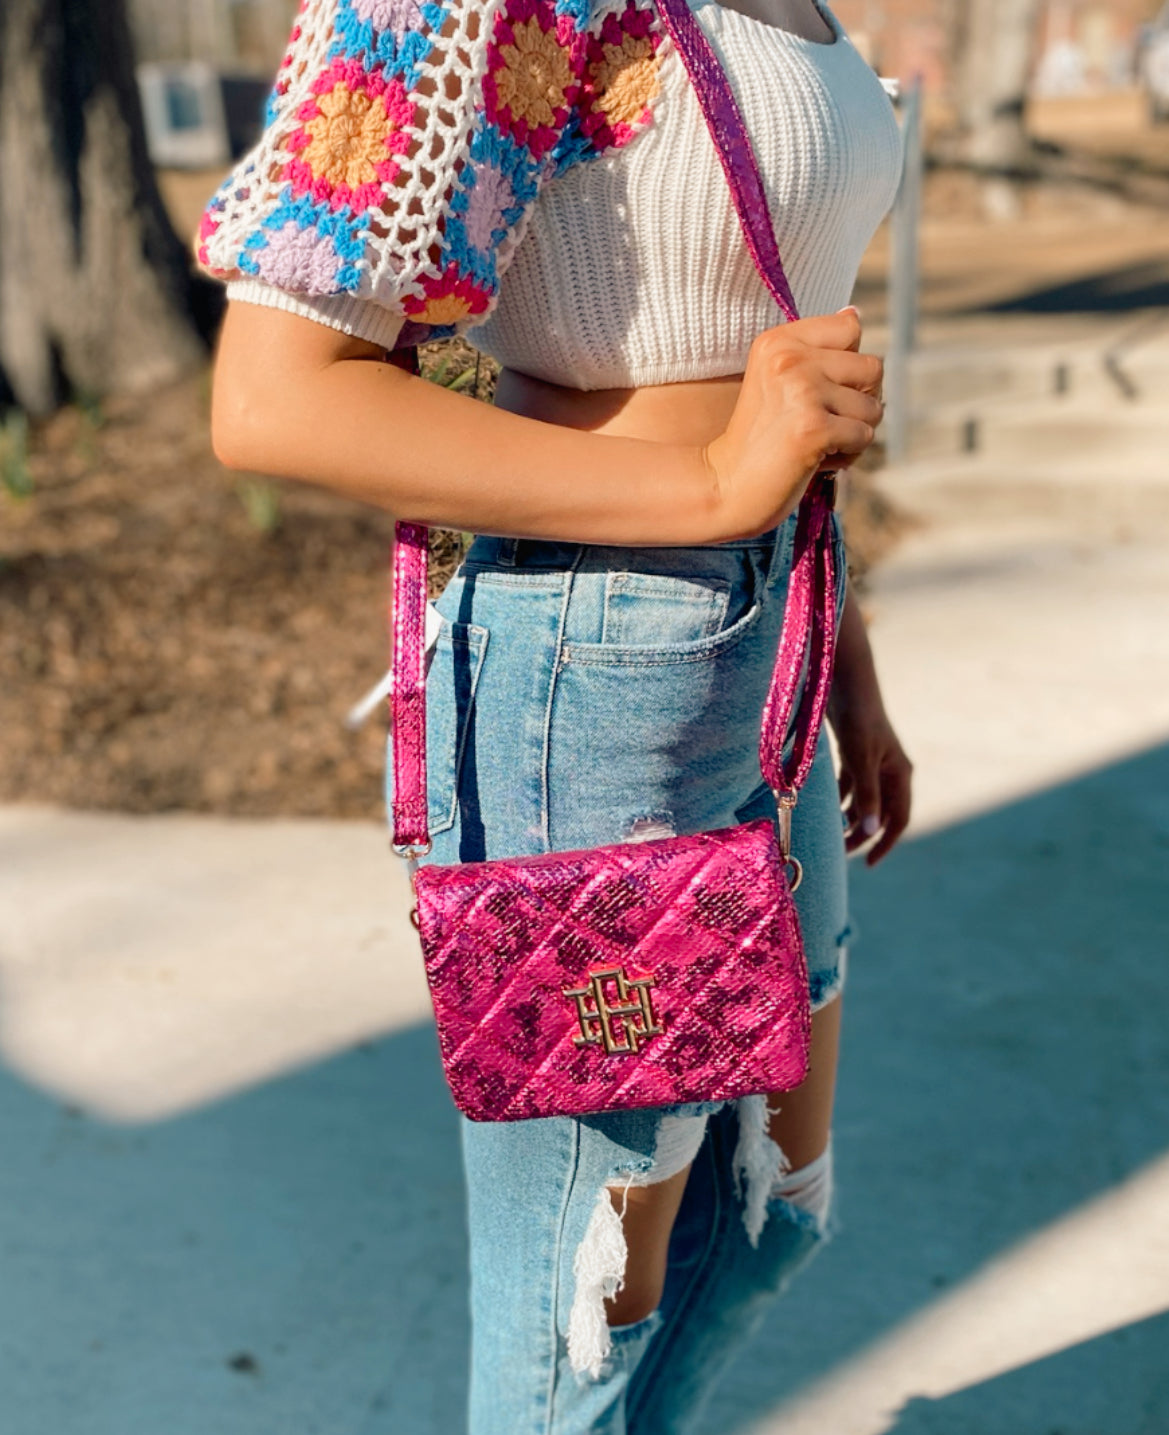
left=198, top=0, right=902, bottom=390
left=475, top=4, right=901, bottom=387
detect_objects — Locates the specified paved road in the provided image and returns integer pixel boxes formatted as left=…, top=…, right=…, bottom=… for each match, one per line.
left=3, top=363, right=1168, bottom=1433
left=718, top=492, right=1169, bottom=1435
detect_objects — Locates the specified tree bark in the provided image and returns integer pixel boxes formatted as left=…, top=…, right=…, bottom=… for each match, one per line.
left=955, top=0, right=1046, bottom=173
left=0, top=0, right=208, bottom=416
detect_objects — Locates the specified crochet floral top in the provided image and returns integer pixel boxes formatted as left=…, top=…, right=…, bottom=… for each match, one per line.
left=197, top=0, right=902, bottom=389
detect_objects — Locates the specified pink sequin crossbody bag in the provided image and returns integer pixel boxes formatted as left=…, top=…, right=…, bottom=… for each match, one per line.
left=390, top=0, right=840, bottom=1122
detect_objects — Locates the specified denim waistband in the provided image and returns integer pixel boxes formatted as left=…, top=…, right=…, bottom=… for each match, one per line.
left=467, top=526, right=787, bottom=570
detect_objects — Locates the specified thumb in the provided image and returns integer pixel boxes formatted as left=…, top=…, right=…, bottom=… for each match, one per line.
left=836, top=305, right=863, bottom=351
left=845, top=759, right=881, bottom=852
left=793, top=308, right=863, bottom=354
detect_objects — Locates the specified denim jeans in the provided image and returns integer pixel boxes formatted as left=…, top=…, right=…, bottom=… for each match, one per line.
left=390, top=511, right=852, bottom=1433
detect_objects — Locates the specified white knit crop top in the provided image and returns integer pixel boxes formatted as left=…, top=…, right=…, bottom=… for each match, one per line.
left=200, top=0, right=902, bottom=391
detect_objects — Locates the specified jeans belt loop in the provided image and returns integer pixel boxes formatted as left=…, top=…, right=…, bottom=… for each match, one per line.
left=764, top=519, right=792, bottom=590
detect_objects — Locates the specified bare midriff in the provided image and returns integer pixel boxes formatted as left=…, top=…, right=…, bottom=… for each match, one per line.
left=493, top=366, right=745, bottom=449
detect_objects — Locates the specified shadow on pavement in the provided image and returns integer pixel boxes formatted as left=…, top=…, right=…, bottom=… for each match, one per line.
left=3, top=742, right=1168, bottom=1434
left=974, top=257, right=1169, bottom=313
left=693, top=738, right=1169, bottom=1435
left=893, top=1308, right=1169, bottom=1435
left=1, top=1025, right=468, bottom=1435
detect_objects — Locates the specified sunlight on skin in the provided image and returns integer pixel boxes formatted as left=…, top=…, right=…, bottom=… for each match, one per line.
left=0, top=809, right=429, bottom=1121
left=756, top=1150, right=1169, bottom=1435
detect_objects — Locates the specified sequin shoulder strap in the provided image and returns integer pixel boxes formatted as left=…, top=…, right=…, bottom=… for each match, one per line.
left=389, top=0, right=840, bottom=851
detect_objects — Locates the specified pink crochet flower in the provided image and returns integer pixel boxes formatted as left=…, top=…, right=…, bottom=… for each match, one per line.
left=255, top=222, right=344, bottom=292
left=403, top=264, right=492, bottom=326
left=484, top=0, right=584, bottom=161
left=579, top=0, right=661, bottom=152
left=196, top=208, right=221, bottom=269
left=285, top=56, right=414, bottom=212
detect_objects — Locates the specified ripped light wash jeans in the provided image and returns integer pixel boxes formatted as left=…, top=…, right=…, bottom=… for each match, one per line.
left=393, top=511, right=853, bottom=1435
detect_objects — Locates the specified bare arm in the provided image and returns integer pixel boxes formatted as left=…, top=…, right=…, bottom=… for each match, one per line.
left=211, top=302, right=884, bottom=547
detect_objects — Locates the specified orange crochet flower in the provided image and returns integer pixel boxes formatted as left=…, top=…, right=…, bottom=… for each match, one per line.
left=589, top=33, right=659, bottom=128
left=579, top=1, right=661, bottom=153
left=287, top=57, right=414, bottom=212
left=302, top=82, right=398, bottom=190
left=493, top=17, right=575, bottom=131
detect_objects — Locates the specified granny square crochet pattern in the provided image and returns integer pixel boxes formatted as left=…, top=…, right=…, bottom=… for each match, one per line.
left=197, top=0, right=662, bottom=345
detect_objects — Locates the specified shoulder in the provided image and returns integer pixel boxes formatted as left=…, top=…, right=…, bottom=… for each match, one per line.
left=197, top=0, right=666, bottom=338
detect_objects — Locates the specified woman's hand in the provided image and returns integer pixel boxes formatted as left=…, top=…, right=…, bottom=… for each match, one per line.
left=829, top=585, right=912, bottom=866
left=702, top=308, right=885, bottom=539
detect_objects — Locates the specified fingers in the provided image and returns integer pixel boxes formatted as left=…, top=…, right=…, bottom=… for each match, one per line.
left=820, top=349, right=885, bottom=398
left=840, top=738, right=913, bottom=864
left=843, top=758, right=882, bottom=855
left=866, top=755, right=913, bottom=866
left=825, top=382, right=885, bottom=430
left=822, top=413, right=875, bottom=459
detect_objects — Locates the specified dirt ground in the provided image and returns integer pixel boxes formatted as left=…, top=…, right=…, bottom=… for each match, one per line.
left=1, top=378, right=429, bottom=817
left=3, top=92, right=1166, bottom=818
left=0, top=361, right=898, bottom=818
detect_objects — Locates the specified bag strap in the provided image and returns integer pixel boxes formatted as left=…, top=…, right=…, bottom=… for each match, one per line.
left=390, top=0, right=839, bottom=854
left=652, top=0, right=838, bottom=811
left=390, top=517, right=431, bottom=851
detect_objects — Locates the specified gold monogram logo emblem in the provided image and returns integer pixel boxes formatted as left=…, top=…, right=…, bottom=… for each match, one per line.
left=563, top=966, right=664, bottom=1056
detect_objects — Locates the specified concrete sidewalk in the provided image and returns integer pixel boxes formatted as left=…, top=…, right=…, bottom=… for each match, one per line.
left=3, top=369, right=1169, bottom=1432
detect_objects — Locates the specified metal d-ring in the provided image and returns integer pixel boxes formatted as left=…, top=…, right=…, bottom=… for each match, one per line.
left=771, top=789, right=802, bottom=891
left=392, top=838, right=431, bottom=932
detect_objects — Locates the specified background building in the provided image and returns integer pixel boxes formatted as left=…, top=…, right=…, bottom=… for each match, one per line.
left=128, top=0, right=298, bottom=70
left=831, top=0, right=1160, bottom=95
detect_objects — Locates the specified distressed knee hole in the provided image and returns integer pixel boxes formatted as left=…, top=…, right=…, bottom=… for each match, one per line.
left=733, top=1097, right=835, bottom=1244
left=567, top=1116, right=706, bottom=1377
left=567, top=1183, right=632, bottom=1379
left=769, top=1141, right=834, bottom=1232
left=733, top=1094, right=790, bottom=1247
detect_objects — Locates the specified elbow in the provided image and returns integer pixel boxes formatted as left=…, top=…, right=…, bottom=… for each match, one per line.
left=209, top=300, right=306, bottom=476
left=210, top=363, right=278, bottom=474
left=210, top=396, right=258, bottom=473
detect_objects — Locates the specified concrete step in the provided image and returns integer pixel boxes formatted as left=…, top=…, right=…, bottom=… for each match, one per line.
left=904, top=398, right=1169, bottom=466
left=906, top=335, right=1169, bottom=410
left=876, top=454, right=1169, bottom=535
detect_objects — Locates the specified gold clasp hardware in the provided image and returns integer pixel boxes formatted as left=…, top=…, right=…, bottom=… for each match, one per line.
left=563, top=966, right=664, bottom=1057
left=392, top=839, right=432, bottom=932
left=774, top=790, right=803, bottom=893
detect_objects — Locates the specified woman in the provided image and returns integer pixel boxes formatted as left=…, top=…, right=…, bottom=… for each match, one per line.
left=200, top=0, right=912, bottom=1427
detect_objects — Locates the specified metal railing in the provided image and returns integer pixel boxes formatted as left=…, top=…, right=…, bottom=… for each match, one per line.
left=884, top=76, right=924, bottom=466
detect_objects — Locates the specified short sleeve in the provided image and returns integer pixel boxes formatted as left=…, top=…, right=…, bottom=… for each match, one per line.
left=196, top=0, right=614, bottom=349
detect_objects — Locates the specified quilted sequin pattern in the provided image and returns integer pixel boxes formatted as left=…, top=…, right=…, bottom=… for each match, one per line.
left=414, top=819, right=811, bottom=1121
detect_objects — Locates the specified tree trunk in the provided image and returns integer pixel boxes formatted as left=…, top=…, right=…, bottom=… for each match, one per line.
left=0, top=0, right=208, bottom=416
left=956, top=0, right=1046, bottom=172
left=947, top=0, right=1046, bottom=219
